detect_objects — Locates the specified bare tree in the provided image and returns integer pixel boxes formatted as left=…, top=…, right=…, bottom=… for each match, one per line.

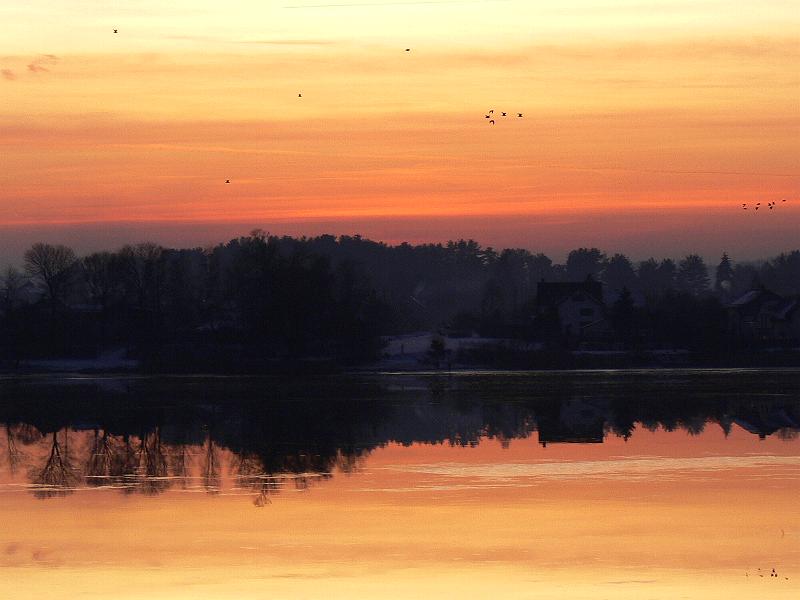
left=23, top=243, right=77, bottom=313
left=118, top=429, right=171, bottom=496
left=139, top=428, right=170, bottom=495
left=30, top=431, right=77, bottom=499
left=234, top=453, right=279, bottom=507
left=83, top=251, right=122, bottom=308
left=1, top=266, right=27, bottom=312
left=1, top=267, right=28, bottom=364
left=170, top=444, right=194, bottom=489
left=4, top=425, right=26, bottom=475
left=201, top=433, right=221, bottom=495
left=84, top=429, right=116, bottom=485
left=118, top=243, right=165, bottom=312
left=110, top=434, right=139, bottom=489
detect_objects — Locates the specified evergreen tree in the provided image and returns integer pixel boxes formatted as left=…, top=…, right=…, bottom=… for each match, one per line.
left=565, top=248, right=606, bottom=280
left=676, top=254, right=709, bottom=296
left=610, top=286, right=636, bottom=344
left=603, top=253, right=638, bottom=295
left=714, top=252, right=734, bottom=297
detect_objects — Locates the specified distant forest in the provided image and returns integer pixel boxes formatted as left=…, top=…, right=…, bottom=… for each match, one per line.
left=2, top=231, right=800, bottom=369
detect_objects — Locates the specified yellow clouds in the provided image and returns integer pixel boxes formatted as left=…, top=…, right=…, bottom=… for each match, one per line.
left=3, top=34, right=798, bottom=119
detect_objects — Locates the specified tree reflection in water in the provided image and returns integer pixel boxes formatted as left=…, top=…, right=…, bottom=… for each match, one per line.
left=5, top=424, right=25, bottom=475
left=137, top=428, right=170, bottom=496
left=85, top=429, right=116, bottom=485
left=170, top=444, right=193, bottom=490
left=31, top=431, right=77, bottom=499
left=202, top=432, right=221, bottom=495
left=0, top=371, right=798, bottom=503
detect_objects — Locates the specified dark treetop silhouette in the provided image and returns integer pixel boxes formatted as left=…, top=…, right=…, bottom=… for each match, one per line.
left=2, top=233, right=800, bottom=371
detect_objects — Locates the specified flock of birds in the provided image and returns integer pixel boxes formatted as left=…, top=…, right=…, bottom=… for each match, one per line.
left=484, top=108, right=523, bottom=125
left=746, top=567, right=788, bottom=580
left=742, top=199, right=788, bottom=211
left=112, top=28, right=794, bottom=212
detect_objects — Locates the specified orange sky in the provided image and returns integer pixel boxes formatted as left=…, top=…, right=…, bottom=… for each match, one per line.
left=2, top=425, right=800, bottom=599
left=1, top=1, right=798, bottom=262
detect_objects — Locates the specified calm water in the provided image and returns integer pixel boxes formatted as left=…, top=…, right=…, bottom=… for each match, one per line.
left=1, top=370, right=799, bottom=599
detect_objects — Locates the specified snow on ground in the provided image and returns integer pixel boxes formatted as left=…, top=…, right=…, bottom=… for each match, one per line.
left=19, top=348, right=139, bottom=373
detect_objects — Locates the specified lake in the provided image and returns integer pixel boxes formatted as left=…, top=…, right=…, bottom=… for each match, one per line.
left=1, top=369, right=799, bottom=599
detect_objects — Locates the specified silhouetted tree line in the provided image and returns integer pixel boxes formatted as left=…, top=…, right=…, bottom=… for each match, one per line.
left=0, top=232, right=394, bottom=368
left=2, top=233, right=799, bottom=368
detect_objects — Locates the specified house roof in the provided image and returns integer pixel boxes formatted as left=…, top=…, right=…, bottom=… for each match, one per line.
left=729, top=289, right=765, bottom=307
left=729, top=288, right=783, bottom=316
left=729, top=289, right=799, bottom=322
left=769, top=298, right=799, bottom=320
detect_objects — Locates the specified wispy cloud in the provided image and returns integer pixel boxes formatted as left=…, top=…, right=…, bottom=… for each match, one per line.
left=240, top=39, right=337, bottom=46
left=165, top=35, right=337, bottom=46
left=27, top=54, right=58, bottom=73
left=283, top=0, right=507, bottom=7
left=379, top=454, right=800, bottom=483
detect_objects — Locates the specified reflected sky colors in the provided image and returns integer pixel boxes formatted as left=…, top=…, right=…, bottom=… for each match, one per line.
left=1, top=1, right=798, bottom=262
left=1, top=371, right=800, bottom=598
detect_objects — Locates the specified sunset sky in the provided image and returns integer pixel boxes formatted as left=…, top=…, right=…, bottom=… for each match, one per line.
left=1, top=0, right=798, bottom=264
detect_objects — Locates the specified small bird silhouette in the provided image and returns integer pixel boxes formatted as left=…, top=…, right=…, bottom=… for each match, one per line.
left=489, top=119, right=495, bottom=125
left=501, top=112, right=507, bottom=116
left=225, top=179, right=230, bottom=184
left=485, top=115, right=490, bottom=119
left=298, top=93, right=302, bottom=97
left=113, top=29, right=118, bottom=33
left=489, top=109, right=494, bottom=114
left=405, top=48, right=410, bottom=52
left=517, top=113, right=523, bottom=117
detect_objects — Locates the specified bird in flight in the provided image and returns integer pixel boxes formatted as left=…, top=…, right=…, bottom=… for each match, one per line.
left=489, top=119, right=495, bottom=125
left=113, top=29, right=118, bottom=33
left=405, top=48, right=411, bottom=52
left=225, top=179, right=231, bottom=184
left=501, top=112, right=507, bottom=117
left=517, top=113, right=523, bottom=118
left=298, top=93, right=302, bottom=97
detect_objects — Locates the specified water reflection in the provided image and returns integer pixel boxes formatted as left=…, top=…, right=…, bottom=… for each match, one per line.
left=1, top=371, right=799, bottom=502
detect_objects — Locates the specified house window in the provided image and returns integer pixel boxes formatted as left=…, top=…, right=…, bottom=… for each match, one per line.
left=580, top=308, right=594, bottom=317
